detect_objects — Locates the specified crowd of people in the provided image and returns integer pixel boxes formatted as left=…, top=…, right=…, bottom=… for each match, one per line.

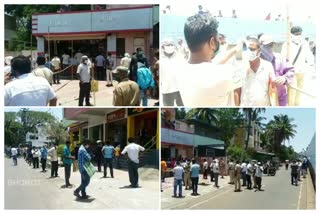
left=4, top=48, right=159, bottom=106
left=161, top=12, right=315, bottom=106
left=6, top=137, right=146, bottom=199
left=161, top=157, right=309, bottom=197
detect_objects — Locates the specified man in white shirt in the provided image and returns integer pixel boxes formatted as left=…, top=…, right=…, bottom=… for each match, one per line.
left=121, top=137, right=145, bottom=188
left=173, top=161, right=184, bottom=197
left=177, top=13, right=238, bottom=106
left=236, top=37, right=275, bottom=106
left=246, top=160, right=253, bottom=189
left=11, top=146, right=18, bottom=166
left=176, top=38, right=189, bottom=60
left=106, top=53, right=115, bottom=87
left=203, top=159, right=209, bottom=179
left=254, top=162, right=264, bottom=191
left=120, top=53, right=131, bottom=69
left=281, top=26, right=315, bottom=106
left=5, top=55, right=57, bottom=106
left=77, top=56, right=92, bottom=106
left=241, top=161, right=247, bottom=186
left=161, top=39, right=184, bottom=106
left=62, top=51, right=70, bottom=75
left=33, top=56, right=53, bottom=85
left=48, top=144, right=59, bottom=177
left=51, top=55, right=61, bottom=84
left=32, top=147, right=40, bottom=169
left=212, top=160, right=220, bottom=188
left=95, top=53, right=105, bottom=80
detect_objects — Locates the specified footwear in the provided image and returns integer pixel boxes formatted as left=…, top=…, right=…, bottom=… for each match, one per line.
left=81, top=195, right=90, bottom=199
left=73, top=191, right=81, bottom=198
left=172, top=195, right=177, bottom=198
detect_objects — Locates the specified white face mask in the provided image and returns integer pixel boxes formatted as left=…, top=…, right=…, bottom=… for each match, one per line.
left=246, top=50, right=258, bottom=61
left=164, top=45, right=175, bottom=54
left=84, top=60, right=88, bottom=64
left=292, top=35, right=302, bottom=43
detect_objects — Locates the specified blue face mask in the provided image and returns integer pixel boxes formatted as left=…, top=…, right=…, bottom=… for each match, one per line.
left=260, top=47, right=274, bottom=62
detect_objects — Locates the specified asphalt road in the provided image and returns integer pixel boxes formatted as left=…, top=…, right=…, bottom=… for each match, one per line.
left=165, top=167, right=305, bottom=209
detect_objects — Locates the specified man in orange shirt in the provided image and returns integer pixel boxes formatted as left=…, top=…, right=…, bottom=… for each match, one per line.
left=114, top=145, right=121, bottom=169
left=161, top=158, right=167, bottom=192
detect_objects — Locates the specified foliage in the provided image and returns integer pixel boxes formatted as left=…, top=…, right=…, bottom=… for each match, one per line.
left=278, top=145, right=298, bottom=161
left=44, top=120, right=69, bottom=145
left=186, top=108, right=219, bottom=125
left=5, top=112, right=25, bottom=147
left=176, top=108, right=186, bottom=120
left=226, top=144, right=249, bottom=162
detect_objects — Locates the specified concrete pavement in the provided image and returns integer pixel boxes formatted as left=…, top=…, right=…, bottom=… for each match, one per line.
left=161, top=167, right=315, bottom=209
left=5, top=157, right=159, bottom=209
left=52, top=80, right=158, bottom=106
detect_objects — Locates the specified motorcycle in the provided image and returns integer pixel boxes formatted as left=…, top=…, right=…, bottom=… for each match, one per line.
left=263, top=166, right=276, bottom=176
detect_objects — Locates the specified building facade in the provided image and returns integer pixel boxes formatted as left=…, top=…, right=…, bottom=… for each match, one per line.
left=25, top=125, right=53, bottom=148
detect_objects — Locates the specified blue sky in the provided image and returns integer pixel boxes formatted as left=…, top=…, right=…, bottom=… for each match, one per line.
left=261, top=108, right=315, bottom=153
left=4, top=108, right=64, bottom=120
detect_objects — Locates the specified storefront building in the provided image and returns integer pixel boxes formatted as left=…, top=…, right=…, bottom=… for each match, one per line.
left=32, top=5, right=159, bottom=66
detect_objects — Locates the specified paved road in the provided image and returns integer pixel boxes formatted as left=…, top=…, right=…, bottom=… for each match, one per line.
left=52, top=80, right=158, bottom=106
left=162, top=167, right=308, bottom=209
left=5, top=157, right=159, bottom=209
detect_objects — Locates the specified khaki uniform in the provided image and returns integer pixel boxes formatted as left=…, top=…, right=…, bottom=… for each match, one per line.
left=228, top=162, right=235, bottom=184
left=113, top=78, right=140, bottom=106
left=234, top=164, right=241, bottom=191
left=184, top=162, right=192, bottom=190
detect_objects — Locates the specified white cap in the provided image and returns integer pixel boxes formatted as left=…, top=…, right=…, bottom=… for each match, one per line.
left=96, top=140, right=102, bottom=143
left=259, top=34, right=273, bottom=45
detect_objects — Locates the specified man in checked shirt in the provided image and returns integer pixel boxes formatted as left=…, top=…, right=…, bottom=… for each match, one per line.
left=74, top=139, right=92, bottom=199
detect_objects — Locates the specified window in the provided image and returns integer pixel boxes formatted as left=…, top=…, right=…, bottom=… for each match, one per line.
left=116, top=38, right=125, bottom=58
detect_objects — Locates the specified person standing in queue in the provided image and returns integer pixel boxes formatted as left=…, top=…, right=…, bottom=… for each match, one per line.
left=77, top=55, right=92, bottom=106
left=63, top=141, right=74, bottom=188
left=190, top=158, right=200, bottom=196
left=234, top=160, right=242, bottom=192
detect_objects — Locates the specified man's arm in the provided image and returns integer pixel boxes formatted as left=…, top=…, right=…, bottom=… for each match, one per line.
left=234, top=88, right=241, bottom=106
left=113, top=88, right=123, bottom=106
left=139, top=146, right=145, bottom=152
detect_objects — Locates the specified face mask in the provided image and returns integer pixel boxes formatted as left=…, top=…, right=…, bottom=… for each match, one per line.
left=292, top=35, right=301, bottom=43
left=246, top=50, right=258, bottom=61
left=84, top=60, right=88, bottom=64
left=261, top=46, right=274, bottom=62
left=164, top=46, right=175, bottom=54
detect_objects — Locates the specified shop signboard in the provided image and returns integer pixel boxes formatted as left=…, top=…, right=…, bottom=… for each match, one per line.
left=106, top=109, right=126, bottom=123
left=64, top=108, right=90, bottom=119
left=161, top=128, right=193, bottom=146
left=127, top=108, right=156, bottom=116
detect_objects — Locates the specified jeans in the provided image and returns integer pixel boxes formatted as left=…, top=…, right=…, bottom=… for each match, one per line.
left=291, top=173, right=298, bottom=185
left=96, top=66, right=105, bottom=80
left=140, top=90, right=148, bottom=106
left=163, top=91, right=184, bottom=106
left=78, top=82, right=91, bottom=106
left=255, top=176, right=262, bottom=190
left=64, top=164, right=72, bottom=186
left=214, top=172, right=219, bottom=187
left=241, top=171, right=246, bottom=186
left=51, top=161, right=58, bottom=177
left=103, top=158, right=114, bottom=177
left=12, top=155, right=17, bottom=165
left=33, top=157, right=39, bottom=168
left=128, top=160, right=139, bottom=187
left=246, top=174, right=252, bottom=189
left=174, top=179, right=183, bottom=196
left=191, top=177, right=199, bottom=194
left=53, top=69, right=60, bottom=83
left=75, top=171, right=91, bottom=197
left=96, top=158, right=102, bottom=172
left=41, top=158, right=47, bottom=171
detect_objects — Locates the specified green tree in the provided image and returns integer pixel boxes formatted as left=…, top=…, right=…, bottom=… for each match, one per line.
left=5, top=112, right=24, bottom=146
left=227, top=144, right=249, bottom=161
left=176, top=108, right=186, bottom=120
left=185, top=108, right=218, bottom=125
left=44, top=120, right=69, bottom=145
left=265, top=114, right=297, bottom=156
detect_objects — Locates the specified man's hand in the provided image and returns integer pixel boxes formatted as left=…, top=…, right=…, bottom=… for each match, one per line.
left=274, top=76, right=286, bottom=85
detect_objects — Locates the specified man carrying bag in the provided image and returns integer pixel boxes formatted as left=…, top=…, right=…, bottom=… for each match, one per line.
left=74, top=139, right=95, bottom=199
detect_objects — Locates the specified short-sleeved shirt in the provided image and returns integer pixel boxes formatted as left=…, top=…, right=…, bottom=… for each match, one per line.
left=77, top=63, right=91, bottom=83
left=173, top=165, right=184, bottom=180
left=51, top=57, right=61, bottom=70
left=291, top=164, right=299, bottom=174
left=95, top=55, right=105, bottom=67
left=78, top=145, right=91, bottom=173
left=102, top=145, right=115, bottom=159
left=11, top=148, right=18, bottom=156
left=240, top=59, right=275, bottom=106
left=62, top=54, right=70, bottom=65
left=40, top=147, right=48, bottom=159
left=191, top=164, right=200, bottom=178
left=246, top=163, right=253, bottom=176
left=115, top=147, right=120, bottom=156
left=161, top=161, right=167, bottom=172
left=113, top=79, right=140, bottom=106
left=32, top=66, right=53, bottom=85
left=4, top=73, right=56, bottom=106
left=63, top=146, right=72, bottom=165
left=255, top=165, right=263, bottom=177
left=121, top=143, right=145, bottom=164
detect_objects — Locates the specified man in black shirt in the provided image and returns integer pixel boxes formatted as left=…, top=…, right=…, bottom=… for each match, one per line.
left=291, top=160, right=299, bottom=186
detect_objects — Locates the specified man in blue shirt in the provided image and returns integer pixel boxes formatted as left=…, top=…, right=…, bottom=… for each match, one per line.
left=40, top=145, right=48, bottom=172
left=74, top=139, right=92, bottom=199
left=190, top=158, right=200, bottom=196
left=63, top=141, right=74, bottom=187
left=101, top=140, right=115, bottom=178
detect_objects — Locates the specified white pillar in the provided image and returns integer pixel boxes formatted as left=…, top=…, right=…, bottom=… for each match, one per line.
left=36, top=36, right=45, bottom=55
left=107, top=34, right=117, bottom=67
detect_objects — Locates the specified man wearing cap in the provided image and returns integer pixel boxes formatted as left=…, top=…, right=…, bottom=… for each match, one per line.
left=77, top=55, right=92, bottom=106
left=281, top=26, right=315, bottom=106
left=260, top=34, right=294, bottom=106
left=32, top=56, right=53, bottom=85
left=112, top=66, right=140, bottom=106
left=161, top=39, right=184, bottom=106
left=120, top=53, right=131, bottom=69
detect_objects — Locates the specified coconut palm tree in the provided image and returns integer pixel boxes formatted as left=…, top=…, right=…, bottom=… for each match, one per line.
left=185, top=108, right=219, bottom=125
left=265, top=114, right=297, bottom=155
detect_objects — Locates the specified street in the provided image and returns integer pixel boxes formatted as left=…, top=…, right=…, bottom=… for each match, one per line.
left=52, top=80, right=158, bottom=106
left=5, top=157, right=159, bottom=209
left=161, top=167, right=315, bottom=209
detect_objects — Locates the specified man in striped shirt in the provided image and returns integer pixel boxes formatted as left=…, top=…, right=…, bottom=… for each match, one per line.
left=74, top=140, right=92, bottom=199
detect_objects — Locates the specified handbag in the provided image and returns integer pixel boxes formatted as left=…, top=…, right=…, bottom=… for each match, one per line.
left=90, top=79, right=99, bottom=92
left=84, top=161, right=96, bottom=177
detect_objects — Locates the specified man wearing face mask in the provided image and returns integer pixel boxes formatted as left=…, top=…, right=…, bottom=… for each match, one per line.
left=235, top=37, right=275, bottom=106
left=77, top=55, right=92, bottom=106
left=5, top=55, right=57, bottom=106
left=260, top=34, right=294, bottom=106
left=281, top=26, right=315, bottom=106
left=161, top=39, right=184, bottom=106
left=213, top=33, right=238, bottom=66
left=176, top=38, right=189, bottom=60
left=177, top=13, right=239, bottom=106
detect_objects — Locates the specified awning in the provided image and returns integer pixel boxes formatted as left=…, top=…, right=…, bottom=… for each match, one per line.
left=43, top=33, right=107, bottom=41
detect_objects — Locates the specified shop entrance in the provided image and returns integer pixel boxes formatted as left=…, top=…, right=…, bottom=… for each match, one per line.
left=133, top=111, right=157, bottom=149
left=106, top=119, right=127, bottom=149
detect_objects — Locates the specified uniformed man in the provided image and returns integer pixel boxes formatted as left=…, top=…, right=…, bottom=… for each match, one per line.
left=228, top=159, right=235, bottom=184
left=183, top=159, right=192, bottom=190
left=112, top=66, right=140, bottom=106
left=234, top=160, right=242, bottom=192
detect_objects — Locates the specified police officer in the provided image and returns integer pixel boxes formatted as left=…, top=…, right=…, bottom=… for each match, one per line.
left=228, top=159, right=235, bottom=184
left=183, top=159, right=192, bottom=190
left=234, top=160, right=242, bottom=192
